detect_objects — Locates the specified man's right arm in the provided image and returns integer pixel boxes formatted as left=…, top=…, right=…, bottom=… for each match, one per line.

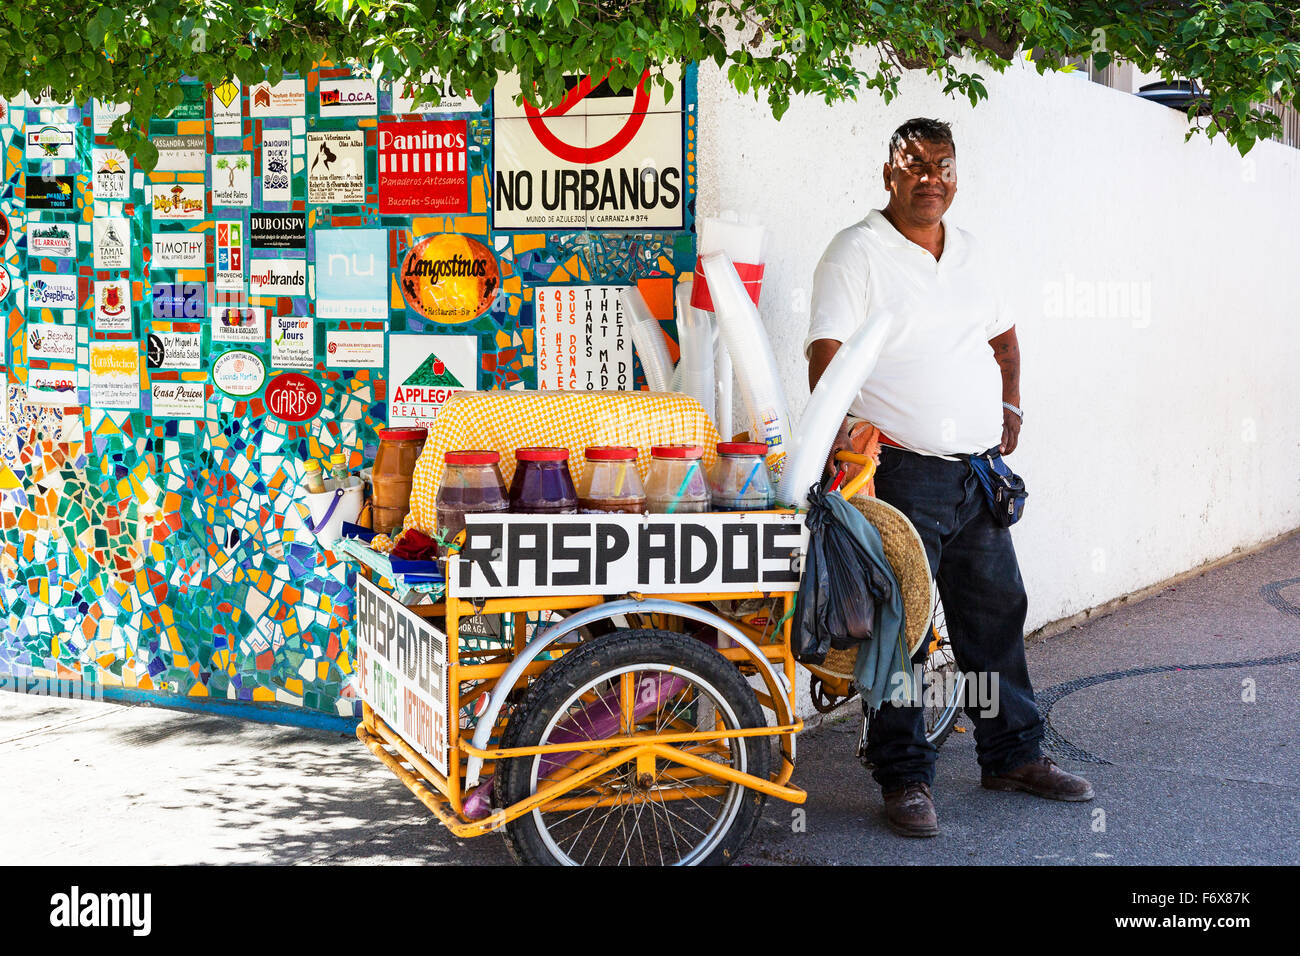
left=808, top=338, right=841, bottom=392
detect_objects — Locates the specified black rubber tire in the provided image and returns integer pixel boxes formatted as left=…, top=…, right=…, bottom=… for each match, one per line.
left=496, top=628, right=771, bottom=866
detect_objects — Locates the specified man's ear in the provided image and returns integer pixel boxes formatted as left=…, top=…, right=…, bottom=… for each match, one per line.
left=882, top=162, right=892, bottom=191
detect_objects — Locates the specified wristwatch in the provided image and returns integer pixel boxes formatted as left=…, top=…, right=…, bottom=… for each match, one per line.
left=1002, top=401, right=1023, bottom=420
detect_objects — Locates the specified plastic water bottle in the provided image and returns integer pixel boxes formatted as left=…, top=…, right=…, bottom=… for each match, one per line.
left=303, top=459, right=327, bottom=495
left=329, top=452, right=349, bottom=490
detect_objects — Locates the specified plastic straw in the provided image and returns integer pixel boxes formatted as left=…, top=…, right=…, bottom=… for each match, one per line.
left=737, top=461, right=761, bottom=497
left=667, top=462, right=700, bottom=514
left=614, top=463, right=627, bottom=496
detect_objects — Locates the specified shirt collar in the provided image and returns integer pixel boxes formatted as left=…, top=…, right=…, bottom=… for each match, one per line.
left=867, top=208, right=960, bottom=261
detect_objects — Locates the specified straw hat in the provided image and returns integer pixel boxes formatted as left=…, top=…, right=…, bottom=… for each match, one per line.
left=817, top=493, right=934, bottom=680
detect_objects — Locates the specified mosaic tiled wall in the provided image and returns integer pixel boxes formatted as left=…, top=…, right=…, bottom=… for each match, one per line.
left=0, top=66, right=698, bottom=721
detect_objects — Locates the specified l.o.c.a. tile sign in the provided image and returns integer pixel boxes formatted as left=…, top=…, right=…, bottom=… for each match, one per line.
left=0, top=67, right=697, bottom=722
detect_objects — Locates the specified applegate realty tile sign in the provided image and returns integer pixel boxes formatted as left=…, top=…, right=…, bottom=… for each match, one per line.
left=452, top=512, right=807, bottom=598
left=493, top=66, right=684, bottom=230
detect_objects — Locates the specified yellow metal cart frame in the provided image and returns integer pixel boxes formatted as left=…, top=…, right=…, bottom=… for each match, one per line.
left=355, top=452, right=877, bottom=864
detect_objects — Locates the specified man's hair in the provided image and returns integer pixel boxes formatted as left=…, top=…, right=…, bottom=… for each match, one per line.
left=888, top=118, right=955, bottom=162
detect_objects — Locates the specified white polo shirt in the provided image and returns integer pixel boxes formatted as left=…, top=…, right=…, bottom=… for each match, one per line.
left=804, top=209, right=1013, bottom=458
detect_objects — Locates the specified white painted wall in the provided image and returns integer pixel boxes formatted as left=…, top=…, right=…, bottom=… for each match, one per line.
left=696, top=54, right=1300, bottom=635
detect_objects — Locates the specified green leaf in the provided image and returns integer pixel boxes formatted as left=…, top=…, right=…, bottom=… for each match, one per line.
left=135, top=138, right=158, bottom=172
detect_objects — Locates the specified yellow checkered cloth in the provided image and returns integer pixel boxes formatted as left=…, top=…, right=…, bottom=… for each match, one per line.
left=405, top=391, right=723, bottom=534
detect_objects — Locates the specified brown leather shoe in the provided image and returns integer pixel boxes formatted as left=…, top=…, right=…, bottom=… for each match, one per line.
left=882, top=782, right=939, bottom=837
left=982, top=756, right=1095, bottom=801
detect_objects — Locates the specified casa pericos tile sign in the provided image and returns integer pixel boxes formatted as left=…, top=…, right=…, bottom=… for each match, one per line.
left=0, top=65, right=697, bottom=721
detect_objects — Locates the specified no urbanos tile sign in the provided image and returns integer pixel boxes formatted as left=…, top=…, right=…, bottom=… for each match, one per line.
left=493, top=65, right=685, bottom=230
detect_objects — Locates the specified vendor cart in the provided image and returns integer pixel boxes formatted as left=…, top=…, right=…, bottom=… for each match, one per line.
left=339, top=385, right=939, bottom=865
left=348, top=435, right=942, bottom=866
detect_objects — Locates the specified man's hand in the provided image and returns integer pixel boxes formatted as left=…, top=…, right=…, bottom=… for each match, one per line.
left=1000, top=407, right=1021, bottom=456
left=826, top=416, right=853, bottom=480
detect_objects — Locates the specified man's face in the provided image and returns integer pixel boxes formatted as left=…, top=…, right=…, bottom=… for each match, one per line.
left=882, top=136, right=957, bottom=226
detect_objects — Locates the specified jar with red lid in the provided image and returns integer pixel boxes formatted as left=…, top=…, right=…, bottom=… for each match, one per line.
left=371, top=427, right=428, bottom=533
left=645, top=444, right=711, bottom=514
left=709, top=442, right=774, bottom=511
left=436, top=450, right=509, bottom=545
left=509, top=447, right=578, bottom=514
left=577, top=446, right=646, bottom=514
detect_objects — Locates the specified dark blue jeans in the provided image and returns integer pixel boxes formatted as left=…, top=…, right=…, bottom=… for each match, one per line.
left=864, top=444, right=1044, bottom=790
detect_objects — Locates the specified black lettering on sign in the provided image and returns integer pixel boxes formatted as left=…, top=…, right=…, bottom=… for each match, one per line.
left=722, top=524, right=759, bottom=584
left=763, top=523, right=802, bottom=584
left=426, top=629, right=445, bottom=697
left=415, top=620, right=431, bottom=694
left=639, top=522, right=676, bottom=585
left=395, top=612, right=410, bottom=679
left=595, top=523, right=629, bottom=586
left=356, top=582, right=372, bottom=647
left=552, top=522, right=592, bottom=587
left=507, top=523, right=548, bottom=587
left=459, top=524, right=503, bottom=589
left=679, top=523, right=718, bottom=585
left=380, top=598, right=396, bottom=659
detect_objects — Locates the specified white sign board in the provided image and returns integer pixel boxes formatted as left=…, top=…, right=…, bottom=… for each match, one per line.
left=386, top=333, right=477, bottom=429
left=534, top=285, right=633, bottom=390
left=307, top=130, right=365, bottom=204
left=354, top=574, right=450, bottom=775
left=493, top=66, right=684, bottom=230
left=452, top=512, right=807, bottom=599
left=325, top=330, right=385, bottom=368
left=260, top=129, right=293, bottom=204
left=249, top=79, right=305, bottom=118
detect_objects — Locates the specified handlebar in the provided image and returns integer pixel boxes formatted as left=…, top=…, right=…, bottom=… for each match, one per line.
left=834, top=451, right=877, bottom=500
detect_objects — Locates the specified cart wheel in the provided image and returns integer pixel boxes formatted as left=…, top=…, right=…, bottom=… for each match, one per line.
left=495, top=629, right=772, bottom=866
left=924, top=593, right=966, bottom=749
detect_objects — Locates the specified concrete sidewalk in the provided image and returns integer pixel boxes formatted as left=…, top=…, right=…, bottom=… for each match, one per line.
left=4, top=533, right=1298, bottom=866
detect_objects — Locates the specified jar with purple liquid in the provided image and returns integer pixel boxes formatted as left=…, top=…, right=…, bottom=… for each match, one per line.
left=509, top=447, right=578, bottom=514
left=436, top=450, right=510, bottom=545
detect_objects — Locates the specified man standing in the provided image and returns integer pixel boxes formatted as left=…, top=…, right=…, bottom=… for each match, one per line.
left=805, top=117, right=1093, bottom=838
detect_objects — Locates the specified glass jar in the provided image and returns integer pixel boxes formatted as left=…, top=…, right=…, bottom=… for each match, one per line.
left=509, top=447, right=578, bottom=514
left=577, top=446, right=646, bottom=514
left=709, top=442, right=774, bottom=511
left=371, top=427, right=428, bottom=532
left=645, top=445, right=711, bottom=514
left=436, top=450, right=509, bottom=544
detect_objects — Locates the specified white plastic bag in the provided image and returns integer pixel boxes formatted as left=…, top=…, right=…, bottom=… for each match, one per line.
left=699, top=251, right=791, bottom=462
left=673, top=280, right=715, bottom=420
left=713, top=323, right=733, bottom=441
left=620, top=287, right=674, bottom=392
